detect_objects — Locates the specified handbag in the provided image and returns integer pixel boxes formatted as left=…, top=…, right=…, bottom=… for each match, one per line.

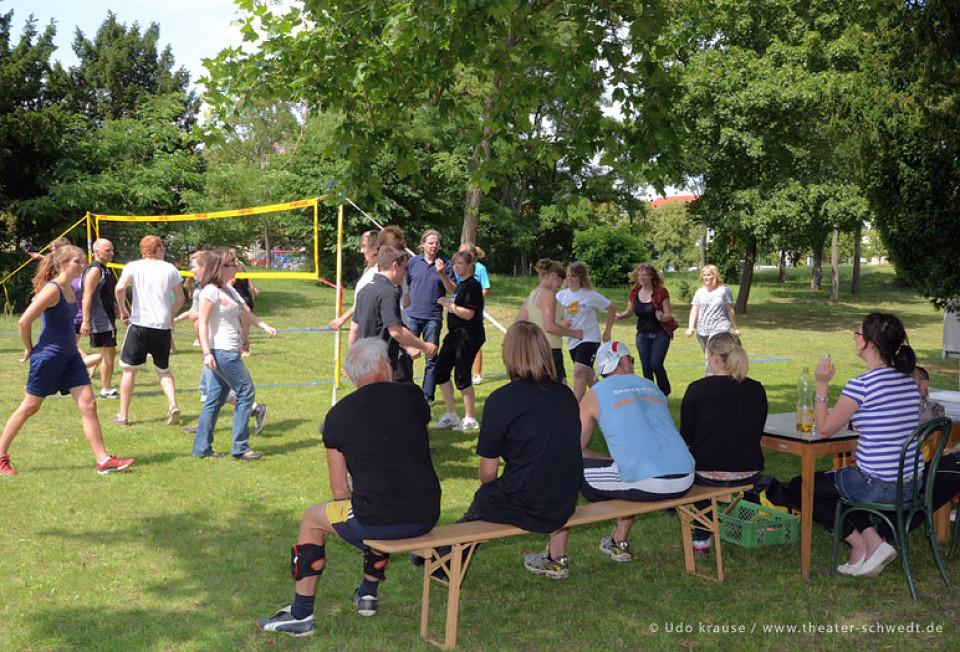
left=652, top=287, right=680, bottom=339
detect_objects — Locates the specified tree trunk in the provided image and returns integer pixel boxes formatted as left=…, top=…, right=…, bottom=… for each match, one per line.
left=778, top=250, right=786, bottom=284
left=810, top=238, right=824, bottom=290
left=851, top=222, right=862, bottom=295
left=699, top=224, right=707, bottom=269
left=830, top=229, right=840, bottom=304
left=735, top=236, right=757, bottom=315
left=461, top=78, right=500, bottom=247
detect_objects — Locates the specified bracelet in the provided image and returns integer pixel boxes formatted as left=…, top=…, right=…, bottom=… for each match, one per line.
left=203, top=352, right=212, bottom=357
left=815, top=396, right=829, bottom=403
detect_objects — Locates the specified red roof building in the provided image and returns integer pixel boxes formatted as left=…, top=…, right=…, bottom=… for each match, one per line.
left=650, top=194, right=698, bottom=209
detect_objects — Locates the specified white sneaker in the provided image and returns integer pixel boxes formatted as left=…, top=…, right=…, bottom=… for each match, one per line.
left=98, top=388, right=119, bottom=399
left=472, top=374, right=484, bottom=385
left=431, top=412, right=461, bottom=429
left=454, top=417, right=480, bottom=431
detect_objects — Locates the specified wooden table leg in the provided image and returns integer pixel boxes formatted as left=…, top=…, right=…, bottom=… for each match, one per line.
left=800, top=448, right=817, bottom=578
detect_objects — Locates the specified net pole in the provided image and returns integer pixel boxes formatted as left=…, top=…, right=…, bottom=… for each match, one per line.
left=85, top=212, right=92, bottom=262
left=332, top=204, right=344, bottom=406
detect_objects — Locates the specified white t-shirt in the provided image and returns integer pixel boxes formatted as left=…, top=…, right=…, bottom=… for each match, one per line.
left=121, top=258, right=183, bottom=330
left=556, top=288, right=612, bottom=349
left=200, top=284, right=244, bottom=352
left=353, top=265, right=377, bottom=307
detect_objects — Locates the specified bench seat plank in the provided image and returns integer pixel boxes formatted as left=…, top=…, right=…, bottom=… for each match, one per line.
left=365, top=483, right=747, bottom=649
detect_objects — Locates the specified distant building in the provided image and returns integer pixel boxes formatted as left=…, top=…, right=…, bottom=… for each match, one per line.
left=650, top=195, right=698, bottom=209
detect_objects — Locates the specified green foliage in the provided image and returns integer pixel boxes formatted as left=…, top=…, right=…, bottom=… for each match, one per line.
left=644, top=201, right=701, bottom=270
left=572, top=225, right=649, bottom=287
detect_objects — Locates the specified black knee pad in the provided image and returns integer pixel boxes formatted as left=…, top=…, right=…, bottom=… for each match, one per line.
left=363, top=549, right=390, bottom=581
left=291, top=543, right=325, bottom=580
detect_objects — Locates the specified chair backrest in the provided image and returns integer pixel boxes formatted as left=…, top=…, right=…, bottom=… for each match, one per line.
left=898, top=417, right=953, bottom=506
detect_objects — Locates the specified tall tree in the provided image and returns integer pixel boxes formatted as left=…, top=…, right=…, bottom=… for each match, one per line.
left=68, top=11, right=197, bottom=126
left=205, top=1, right=681, bottom=245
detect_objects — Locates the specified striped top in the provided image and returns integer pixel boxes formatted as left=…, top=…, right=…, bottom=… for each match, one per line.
left=842, top=367, right=921, bottom=481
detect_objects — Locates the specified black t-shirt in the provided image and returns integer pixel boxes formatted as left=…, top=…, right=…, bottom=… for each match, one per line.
left=447, top=275, right=485, bottom=342
left=322, top=382, right=441, bottom=526
left=680, top=375, right=767, bottom=472
left=632, top=296, right=662, bottom=334
left=353, top=273, right=404, bottom=364
left=472, top=378, right=582, bottom=533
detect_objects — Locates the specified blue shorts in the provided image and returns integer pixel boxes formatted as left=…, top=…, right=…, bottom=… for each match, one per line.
left=26, top=350, right=91, bottom=397
left=325, top=499, right=433, bottom=551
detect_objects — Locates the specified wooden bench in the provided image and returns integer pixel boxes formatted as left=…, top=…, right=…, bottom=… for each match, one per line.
left=365, top=483, right=747, bottom=649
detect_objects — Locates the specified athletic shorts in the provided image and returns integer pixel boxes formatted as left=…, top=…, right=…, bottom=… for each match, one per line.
left=119, top=324, right=172, bottom=372
left=552, top=348, right=567, bottom=382
left=90, top=329, right=117, bottom=349
left=569, top=341, right=600, bottom=367
left=581, top=458, right=694, bottom=502
left=433, top=331, right=484, bottom=390
left=326, top=499, right=434, bottom=552
left=26, top=350, right=91, bottom=397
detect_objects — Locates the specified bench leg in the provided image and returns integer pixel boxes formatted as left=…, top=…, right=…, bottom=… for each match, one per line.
left=418, top=542, right=480, bottom=649
left=675, top=498, right=725, bottom=581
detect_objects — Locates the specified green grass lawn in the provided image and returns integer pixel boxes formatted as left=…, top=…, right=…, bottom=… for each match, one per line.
left=1, top=264, right=958, bottom=649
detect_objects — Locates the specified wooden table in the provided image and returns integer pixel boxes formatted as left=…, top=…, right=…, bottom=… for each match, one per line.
left=761, top=412, right=858, bottom=579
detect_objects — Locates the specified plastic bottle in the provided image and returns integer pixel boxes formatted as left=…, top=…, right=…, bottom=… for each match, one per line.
left=796, top=367, right=814, bottom=433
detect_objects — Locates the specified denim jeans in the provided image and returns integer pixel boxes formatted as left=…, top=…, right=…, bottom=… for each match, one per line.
left=835, top=466, right=913, bottom=504
left=406, top=316, right=441, bottom=400
left=635, top=330, right=672, bottom=396
left=193, top=349, right=255, bottom=457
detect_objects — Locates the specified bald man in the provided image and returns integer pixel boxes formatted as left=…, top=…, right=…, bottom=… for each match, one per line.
left=80, top=239, right=120, bottom=399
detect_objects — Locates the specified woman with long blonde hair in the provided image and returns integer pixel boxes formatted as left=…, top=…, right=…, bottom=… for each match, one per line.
left=516, top=259, right=582, bottom=385
left=685, top=264, right=740, bottom=376
left=0, top=246, right=133, bottom=475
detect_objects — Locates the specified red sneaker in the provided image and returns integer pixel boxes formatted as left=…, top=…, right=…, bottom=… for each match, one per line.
left=0, top=454, right=15, bottom=475
left=96, top=455, right=134, bottom=475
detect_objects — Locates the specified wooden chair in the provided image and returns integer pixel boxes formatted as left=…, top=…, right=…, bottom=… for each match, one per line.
left=829, top=417, right=953, bottom=600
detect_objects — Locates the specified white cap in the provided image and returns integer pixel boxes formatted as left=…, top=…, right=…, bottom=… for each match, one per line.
left=596, top=341, right=631, bottom=376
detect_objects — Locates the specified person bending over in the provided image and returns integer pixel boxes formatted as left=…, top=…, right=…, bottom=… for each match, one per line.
left=257, top=338, right=441, bottom=636
left=535, top=340, right=694, bottom=568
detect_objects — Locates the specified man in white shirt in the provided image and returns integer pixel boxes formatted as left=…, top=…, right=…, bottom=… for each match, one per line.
left=113, top=235, right=185, bottom=426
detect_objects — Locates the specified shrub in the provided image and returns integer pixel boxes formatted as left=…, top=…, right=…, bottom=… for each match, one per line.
left=571, top=226, right=649, bottom=287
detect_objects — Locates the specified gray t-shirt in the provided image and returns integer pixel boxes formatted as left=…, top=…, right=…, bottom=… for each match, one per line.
left=691, top=285, right=734, bottom=336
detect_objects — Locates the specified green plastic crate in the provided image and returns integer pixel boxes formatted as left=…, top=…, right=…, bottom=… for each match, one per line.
left=718, top=500, right=800, bottom=547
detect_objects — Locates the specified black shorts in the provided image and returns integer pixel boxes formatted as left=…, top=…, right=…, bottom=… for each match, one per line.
left=120, top=324, right=172, bottom=372
left=326, top=499, right=433, bottom=552
left=74, top=323, right=82, bottom=335
left=569, top=341, right=600, bottom=368
left=434, top=330, right=484, bottom=390
left=90, top=329, right=117, bottom=349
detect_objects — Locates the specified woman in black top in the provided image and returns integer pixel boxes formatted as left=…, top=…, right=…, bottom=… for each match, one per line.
left=680, top=332, right=767, bottom=550
left=616, top=263, right=677, bottom=396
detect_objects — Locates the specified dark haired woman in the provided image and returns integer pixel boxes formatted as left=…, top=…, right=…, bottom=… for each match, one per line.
left=810, top=312, right=919, bottom=578
left=680, top=332, right=766, bottom=552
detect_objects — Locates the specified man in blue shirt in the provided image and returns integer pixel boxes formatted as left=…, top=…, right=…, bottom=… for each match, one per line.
left=405, top=229, right=456, bottom=403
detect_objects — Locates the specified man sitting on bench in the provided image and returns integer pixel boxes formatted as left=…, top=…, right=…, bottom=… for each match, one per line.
left=257, top=338, right=441, bottom=637
left=529, top=340, right=695, bottom=570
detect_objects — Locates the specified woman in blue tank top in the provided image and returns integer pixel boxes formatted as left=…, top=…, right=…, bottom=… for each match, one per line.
left=0, top=245, right=133, bottom=476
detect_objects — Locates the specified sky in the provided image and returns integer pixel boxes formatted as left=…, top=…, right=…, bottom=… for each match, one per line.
left=3, top=0, right=247, bottom=86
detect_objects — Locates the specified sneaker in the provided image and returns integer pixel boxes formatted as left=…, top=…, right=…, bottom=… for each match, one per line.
left=181, top=424, right=198, bottom=434
left=98, top=388, right=119, bottom=399
left=165, top=406, right=180, bottom=426
left=352, top=588, right=379, bottom=617
left=472, top=374, right=484, bottom=385
left=453, top=417, right=479, bottom=431
left=96, top=455, right=134, bottom=475
left=233, top=451, right=263, bottom=461
left=252, top=403, right=269, bottom=436
left=257, top=605, right=316, bottom=637
left=0, top=454, right=16, bottom=475
left=692, top=536, right=713, bottom=555
left=111, top=416, right=129, bottom=427
left=599, top=536, right=632, bottom=562
left=523, top=548, right=569, bottom=579
left=431, top=412, right=461, bottom=429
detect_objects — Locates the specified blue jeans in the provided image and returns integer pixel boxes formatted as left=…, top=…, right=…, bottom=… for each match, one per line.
left=406, top=316, right=441, bottom=400
left=835, top=466, right=913, bottom=504
left=635, top=330, right=672, bottom=396
left=193, top=349, right=256, bottom=457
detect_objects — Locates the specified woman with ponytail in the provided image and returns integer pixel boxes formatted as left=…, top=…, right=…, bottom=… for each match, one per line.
left=680, top=332, right=767, bottom=552
left=0, top=246, right=133, bottom=475
left=808, top=312, right=919, bottom=578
